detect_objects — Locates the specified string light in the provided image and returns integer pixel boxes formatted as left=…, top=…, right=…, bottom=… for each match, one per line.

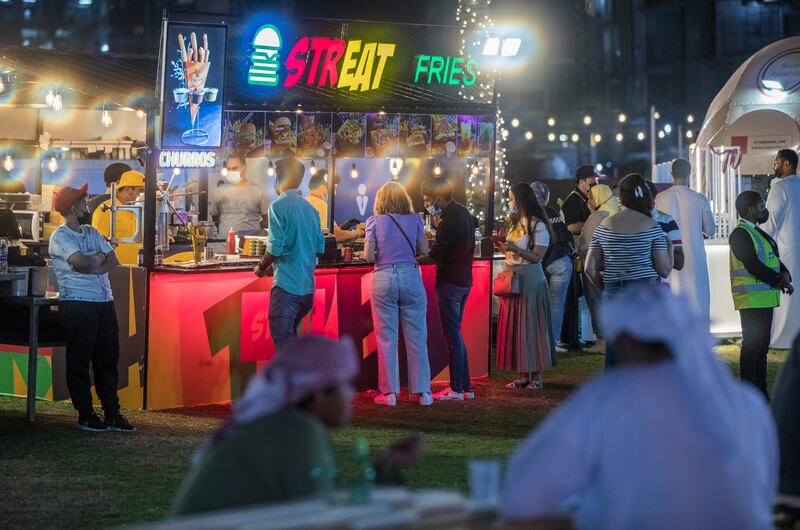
left=47, top=155, right=57, bottom=173
left=616, top=132, right=624, bottom=142
left=511, top=118, right=519, bottom=128
left=618, top=113, right=627, bottom=123
left=583, top=115, right=592, bottom=126
left=524, top=131, right=533, bottom=141
left=309, top=160, right=317, bottom=176
left=592, top=133, right=602, bottom=143
left=547, top=132, right=556, bottom=142
left=658, top=130, right=666, bottom=139
left=434, top=161, right=441, bottom=176
left=637, top=131, right=646, bottom=141
left=687, top=114, right=695, bottom=124
left=547, top=117, right=556, bottom=127
left=350, top=163, right=358, bottom=179
left=686, top=129, right=694, bottom=139
left=267, top=160, right=275, bottom=176
left=571, top=133, right=580, bottom=142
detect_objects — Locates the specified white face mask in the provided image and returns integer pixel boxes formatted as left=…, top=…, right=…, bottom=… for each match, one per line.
left=225, top=170, right=241, bottom=184
left=426, top=203, right=442, bottom=217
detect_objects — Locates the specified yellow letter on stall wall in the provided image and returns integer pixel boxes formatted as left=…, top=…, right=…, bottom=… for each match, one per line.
left=337, top=40, right=362, bottom=90
left=352, top=42, right=376, bottom=92
left=372, top=43, right=396, bottom=90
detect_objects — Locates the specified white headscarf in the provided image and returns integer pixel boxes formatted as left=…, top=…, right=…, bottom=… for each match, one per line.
left=194, top=336, right=359, bottom=464
left=603, top=285, right=747, bottom=460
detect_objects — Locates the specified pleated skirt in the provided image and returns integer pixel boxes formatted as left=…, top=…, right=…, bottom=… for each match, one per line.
left=496, top=262, right=556, bottom=373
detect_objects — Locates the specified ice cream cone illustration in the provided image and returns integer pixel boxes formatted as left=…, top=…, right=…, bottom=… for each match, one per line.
left=185, top=60, right=210, bottom=126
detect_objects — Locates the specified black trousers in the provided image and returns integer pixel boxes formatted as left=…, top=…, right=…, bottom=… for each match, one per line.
left=59, top=300, right=120, bottom=416
left=739, top=307, right=774, bottom=400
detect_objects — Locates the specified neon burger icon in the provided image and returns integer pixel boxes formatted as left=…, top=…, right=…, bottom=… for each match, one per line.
left=249, top=24, right=282, bottom=86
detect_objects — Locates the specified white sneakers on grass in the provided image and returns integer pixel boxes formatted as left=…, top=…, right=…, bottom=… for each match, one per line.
left=373, top=392, right=433, bottom=406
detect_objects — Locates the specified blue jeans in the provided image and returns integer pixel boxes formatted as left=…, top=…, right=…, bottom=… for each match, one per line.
left=269, top=286, right=314, bottom=349
left=437, top=282, right=472, bottom=393
left=371, top=264, right=431, bottom=394
left=544, top=255, right=573, bottom=343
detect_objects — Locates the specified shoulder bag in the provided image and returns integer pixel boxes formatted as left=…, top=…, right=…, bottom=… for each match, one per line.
left=493, top=220, right=539, bottom=298
left=386, top=214, right=417, bottom=256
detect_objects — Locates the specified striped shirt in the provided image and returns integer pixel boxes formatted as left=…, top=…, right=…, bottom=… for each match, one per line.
left=589, top=224, right=668, bottom=283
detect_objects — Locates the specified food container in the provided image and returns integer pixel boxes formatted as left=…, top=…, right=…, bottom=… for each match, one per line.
left=204, top=88, right=218, bottom=102
left=7, top=266, right=48, bottom=296
left=173, top=88, right=189, bottom=103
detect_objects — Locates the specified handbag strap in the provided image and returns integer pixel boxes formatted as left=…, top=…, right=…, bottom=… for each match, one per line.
left=386, top=214, right=416, bottom=256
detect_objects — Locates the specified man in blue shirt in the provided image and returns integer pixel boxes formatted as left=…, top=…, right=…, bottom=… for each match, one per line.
left=49, top=183, right=134, bottom=432
left=254, top=158, right=325, bottom=347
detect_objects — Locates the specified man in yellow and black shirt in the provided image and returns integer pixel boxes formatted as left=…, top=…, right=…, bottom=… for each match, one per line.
left=92, top=170, right=144, bottom=265
left=730, top=190, right=794, bottom=398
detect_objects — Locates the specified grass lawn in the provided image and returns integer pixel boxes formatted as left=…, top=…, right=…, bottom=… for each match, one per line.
left=0, top=345, right=787, bottom=529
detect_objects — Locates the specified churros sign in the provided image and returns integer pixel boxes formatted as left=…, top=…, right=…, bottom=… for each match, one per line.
left=248, top=24, right=396, bottom=92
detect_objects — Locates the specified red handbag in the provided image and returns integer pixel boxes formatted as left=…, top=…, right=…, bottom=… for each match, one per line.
left=493, top=268, right=520, bottom=297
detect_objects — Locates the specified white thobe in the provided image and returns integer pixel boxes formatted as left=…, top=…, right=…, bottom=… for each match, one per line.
left=655, top=185, right=716, bottom=318
left=762, top=174, right=800, bottom=349
left=501, top=363, right=777, bottom=529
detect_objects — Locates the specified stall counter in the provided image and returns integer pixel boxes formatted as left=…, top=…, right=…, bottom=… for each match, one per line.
left=146, top=260, right=492, bottom=410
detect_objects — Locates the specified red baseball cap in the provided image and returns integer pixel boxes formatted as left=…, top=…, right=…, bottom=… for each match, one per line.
left=53, top=183, right=88, bottom=216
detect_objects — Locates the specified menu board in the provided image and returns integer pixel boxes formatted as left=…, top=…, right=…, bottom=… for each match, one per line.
left=265, top=112, right=297, bottom=156
left=366, top=113, right=401, bottom=158
left=431, top=114, right=458, bottom=157
left=400, top=114, right=432, bottom=157
left=457, top=115, right=476, bottom=158
left=297, top=113, right=333, bottom=158
left=476, top=115, right=495, bottom=157
left=224, top=112, right=267, bottom=157
left=333, top=113, right=367, bottom=157
left=161, top=23, right=227, bottom=148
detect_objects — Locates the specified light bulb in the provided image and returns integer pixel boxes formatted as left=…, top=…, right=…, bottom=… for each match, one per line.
left=687, top=114, right=695, bottom=124
left=637, top=131, right=645, bottom=141
left=390, top=158, right=401, bottom=178
left=309, top=160, right=317, bottom=175
left=471, top=163, right=480, bottom=175
left=686, top=129, right=694, bottom=139
left=593, top=133, right=602, bottom=143
left=548, top=132, right=556, bottom=142
left=101, top=109, right=112, bottom=128
left=524, top=131, right=533, bottom=141
left=3, top=155, right=13, bottom=172
left=547, top=117, right=555, bottom=127
left=616, top=132, right=624, bottom=142
left=583, top=115, right=592, bottom=125
left=658, top=130, right=666, bottom=139
left=0, top=78, right=5, bottom=94
left=136, top=109, right=144, bottom=119
left=172, top=167, right=181, bottom=176
left=434, top=161, right=441, bottom=176
left=618, top=113, right=627, bottom=123
left=221, top=167, right=228, bottom=177
left=350, top=163, right=358, bottom=179
left=511, top=118, right=520, bottom=128
left=45, top=89, right=54, bottom=106
left=653, top=111, right=660, bottom=120
left=571, top=133, right=580, bottom=142
left=267, top=161, right=275, bottom=177
left=52, top=94, right=62, bottom=111
left=47, top=155, right=57, bottom=173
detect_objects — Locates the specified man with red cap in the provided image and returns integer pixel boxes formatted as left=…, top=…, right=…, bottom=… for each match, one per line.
left=48, top=183, right=134, bottom=432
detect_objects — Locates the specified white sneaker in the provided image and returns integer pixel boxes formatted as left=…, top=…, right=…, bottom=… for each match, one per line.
left=419, top=392, right=433, bottom=406
left=433, top=388, right=465, bottom=401
left=463, top=390, right=475, bottom=399
left=555, top=343, right=568, bottom=353
left=374, top=393, right=397, bottom=406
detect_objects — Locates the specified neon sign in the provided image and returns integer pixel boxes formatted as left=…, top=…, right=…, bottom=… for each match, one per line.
left=414, top=55, right=477, bottom=86
left=249, top=24, right=282, bottom=86
left=284, top=38, right=396, bottom=91
left=158, top=150, right=216, bottom=168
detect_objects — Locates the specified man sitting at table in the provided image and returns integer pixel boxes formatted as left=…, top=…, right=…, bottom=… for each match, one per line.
left=49, top=183, right=134, bottom=432
left=171, top=336, right=422, bottom=515
left=501, top=286, right=776, bottom=529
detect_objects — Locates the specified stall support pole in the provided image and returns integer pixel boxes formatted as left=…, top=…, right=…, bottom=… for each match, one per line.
left=141, top=105, right=158, bottom=410
left=486, top=75, right=499, bottom=378
left=650, top=105, right=657, bottom=170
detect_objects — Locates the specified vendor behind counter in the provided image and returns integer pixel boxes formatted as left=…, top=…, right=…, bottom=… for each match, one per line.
left=92, top=170, right=144, bottom=265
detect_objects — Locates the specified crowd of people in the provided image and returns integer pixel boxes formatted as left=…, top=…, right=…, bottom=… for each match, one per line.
left=45, top=147, right=800, bottom=526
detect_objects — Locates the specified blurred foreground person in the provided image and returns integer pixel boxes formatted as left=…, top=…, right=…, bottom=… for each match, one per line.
left=172, top=336, right=421, bottom=515
left=501, top=286, right=777, bottom=530
left=773, top=334, right=800, bottom=522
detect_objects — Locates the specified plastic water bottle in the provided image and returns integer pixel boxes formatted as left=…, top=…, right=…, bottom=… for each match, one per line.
left=350, top=437, right=375, bottom=504
left=0, top=238, right=8, bottom=273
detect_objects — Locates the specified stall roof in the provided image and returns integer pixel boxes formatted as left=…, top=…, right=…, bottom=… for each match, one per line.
left=0, top=47, right=494, bottom=114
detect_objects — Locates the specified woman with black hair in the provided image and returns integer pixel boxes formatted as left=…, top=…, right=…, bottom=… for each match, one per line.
left=585, top=173, right=674, bottom=304
left=494, top=183, right=556, bottom=389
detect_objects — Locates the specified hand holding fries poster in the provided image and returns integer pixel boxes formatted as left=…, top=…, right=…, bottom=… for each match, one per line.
left=161, top=22, right=227, bottom=148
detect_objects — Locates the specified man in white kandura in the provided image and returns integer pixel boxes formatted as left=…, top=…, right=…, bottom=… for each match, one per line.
left=763, top=148, right=800, bottom=349
left=654, top=158, right=716, bottom=318
left=501, top=286, right=777, bottom=529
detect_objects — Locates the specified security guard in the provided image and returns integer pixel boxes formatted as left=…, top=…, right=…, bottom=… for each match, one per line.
left=729, top=190, right=793, bottom=398
left=92, top=170, right=144, bottom=265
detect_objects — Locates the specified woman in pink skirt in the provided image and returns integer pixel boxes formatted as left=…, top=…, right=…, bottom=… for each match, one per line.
left=494, top=183, right=556, bottom=389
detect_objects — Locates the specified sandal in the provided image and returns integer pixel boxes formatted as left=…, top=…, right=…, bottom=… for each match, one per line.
left=505, top=379, right=530, bottom=389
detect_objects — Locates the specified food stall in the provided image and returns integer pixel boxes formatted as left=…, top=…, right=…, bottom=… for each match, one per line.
left=694, top=36, right=800, bottom=338
left=143, top=13, right=498, bottom=409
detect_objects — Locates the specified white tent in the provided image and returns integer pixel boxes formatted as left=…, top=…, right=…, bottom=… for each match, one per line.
left=696, top=36, right=800, bottom=176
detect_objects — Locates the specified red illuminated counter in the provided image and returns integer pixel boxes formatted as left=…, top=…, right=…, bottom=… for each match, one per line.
left=146, top=260, right=492, bottom=410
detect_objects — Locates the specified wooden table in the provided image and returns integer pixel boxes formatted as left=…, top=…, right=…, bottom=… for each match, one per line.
left=0, top=293, right=63, bottom=422
left=124, top=488, right=499, bottom=530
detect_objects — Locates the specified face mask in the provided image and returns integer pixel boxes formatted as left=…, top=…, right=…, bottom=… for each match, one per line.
left=508, top=204, right=518, bottom=214
left=426, top=201, right=442, bottom=217
left=225, top=170, right=241, bottom=184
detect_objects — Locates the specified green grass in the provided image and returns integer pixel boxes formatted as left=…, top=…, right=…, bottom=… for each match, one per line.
left=0, top=346, right=787, bottom=529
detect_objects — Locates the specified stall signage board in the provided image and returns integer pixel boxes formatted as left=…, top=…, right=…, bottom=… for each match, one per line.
left=158, top=150, right=217, bottom=168
left=731, top=135, right=796, bottom=154
left=228, top=15, right=478, bottom=104
left=159, top=22, right=228, bottom=149
left=758, top=48, right=800, bottom=95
